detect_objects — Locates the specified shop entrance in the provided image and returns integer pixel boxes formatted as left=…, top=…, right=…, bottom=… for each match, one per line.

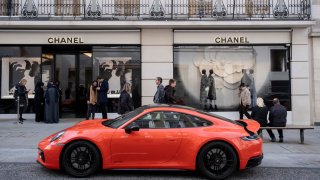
left=42, top=46, right=92, bottom=118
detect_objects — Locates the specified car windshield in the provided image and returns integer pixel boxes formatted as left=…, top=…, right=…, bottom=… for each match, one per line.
left=102, top=107, right=145, bottom=128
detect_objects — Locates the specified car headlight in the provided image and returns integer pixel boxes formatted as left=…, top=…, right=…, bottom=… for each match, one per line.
left=241, top=134, right=260, bottom=141
left=50, top=131, right=65, bottom=142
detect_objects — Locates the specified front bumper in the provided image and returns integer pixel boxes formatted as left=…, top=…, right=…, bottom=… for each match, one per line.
left=37, top=137, right=64, bottom=170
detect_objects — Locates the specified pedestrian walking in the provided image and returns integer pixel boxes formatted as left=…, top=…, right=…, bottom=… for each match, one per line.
left=118, top=83, right=134, bottom=115
left=34, top=82, right=45, bottom=122
left=153, top=77, right=165, bottom=103
left=14, top=79, right=29, bottom=124
left=44, top=81, right=60, bottom=123
left=86, top=80, right=98, bottom=120
left=239, top=83, right=252, bottom=119
left=164, top=79, right=178, bottom=104
left=251, top=97, right=268, bottom=135
left=97, top=76, right=109, bottom=119
left=267, top=98, right=287, bottom=142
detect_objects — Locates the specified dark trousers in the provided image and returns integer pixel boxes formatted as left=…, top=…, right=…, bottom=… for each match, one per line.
left=19, top=107, right=24, bottom=120
left=267, top=124, right=285, bottom=139
left=239, top=104, right=251, bottom=119
left=86, top=104, right=96, bottom=120
left=35, top=106, right=44, bottom=122
left=100, top=102, right=108, bottom=119
left=267, top=129, right=284, bottom=139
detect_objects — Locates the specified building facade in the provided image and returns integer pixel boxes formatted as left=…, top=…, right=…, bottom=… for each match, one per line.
left=0, top=0, right=318, bottom=125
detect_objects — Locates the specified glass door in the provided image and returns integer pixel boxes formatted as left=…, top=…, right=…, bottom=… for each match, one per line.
left=76, top=52, right=93, bottom=117
left=55, top=54, right=77, bottom=117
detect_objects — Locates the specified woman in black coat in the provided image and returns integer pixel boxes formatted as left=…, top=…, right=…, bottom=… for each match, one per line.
left=251, top=97, right=268, bottom=135
left=15, top=79, right=29, bottom=124
left=34, top=82, right=44, bottom=122
left=118, top=83, right=134, bottom=115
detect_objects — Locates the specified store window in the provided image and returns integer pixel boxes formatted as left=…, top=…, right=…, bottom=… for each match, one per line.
left=174, top=45, right=291, bottom=111
left=271, top=49, right=288, bottom=72
left=92, top=46, right=141, bottom=109
left=0, top=46, right=42, bottom=113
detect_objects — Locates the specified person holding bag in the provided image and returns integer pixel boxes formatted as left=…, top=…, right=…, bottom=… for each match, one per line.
left=86, top=80, right=98, bottom=120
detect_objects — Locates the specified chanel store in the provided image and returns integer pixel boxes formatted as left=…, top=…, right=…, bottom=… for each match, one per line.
left=0, top=30, right=142, bottom=117
left=0, top=28, right=313, bottom=125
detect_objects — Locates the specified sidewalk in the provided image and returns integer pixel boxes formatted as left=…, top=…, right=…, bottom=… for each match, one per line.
left=0, top=116, right=319, bottom=168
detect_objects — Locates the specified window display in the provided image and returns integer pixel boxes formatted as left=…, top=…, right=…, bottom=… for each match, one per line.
left=174, top=45, right=291, bottom=111
left=1, top=57, right=41, bottom=98
left=0, top=46, right=42, bottom=99
left=92, top=46, right=141, bottom=108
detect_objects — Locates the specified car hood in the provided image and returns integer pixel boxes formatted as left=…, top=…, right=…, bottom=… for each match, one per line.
left=70, top=119, right=108, bottom=130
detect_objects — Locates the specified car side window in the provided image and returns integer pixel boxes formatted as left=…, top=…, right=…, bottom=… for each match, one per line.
left=179, top=114, right=213, bottom=128
left=129, top=111, right=212, bottom=129
left=163, top=111, right=181, bottom=128
left=131, top=112, right=166, bottom=129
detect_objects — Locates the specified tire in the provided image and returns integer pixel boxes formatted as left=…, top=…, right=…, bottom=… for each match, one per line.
left=197, top=142, right=238, bottom=180
left=61, top=141, right=101, bottom=177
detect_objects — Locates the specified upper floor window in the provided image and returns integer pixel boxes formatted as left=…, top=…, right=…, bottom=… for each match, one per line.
left=115, top=0, right=140, bottom=16
left=55, top=0, right=81, bottom=16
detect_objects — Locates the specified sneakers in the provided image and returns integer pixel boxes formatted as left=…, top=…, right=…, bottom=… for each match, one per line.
left=279, top=138, right=284, bottom=143
left=271, top=138, right=276, bottom=142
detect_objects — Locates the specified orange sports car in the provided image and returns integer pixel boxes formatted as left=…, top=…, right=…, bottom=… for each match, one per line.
left=37, top=104, right=263, bottom=179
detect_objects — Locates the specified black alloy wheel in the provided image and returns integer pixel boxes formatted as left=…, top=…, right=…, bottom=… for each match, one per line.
left=61, top=141, right=101, bottom=177
left=197, top=142, right=238, bottom=180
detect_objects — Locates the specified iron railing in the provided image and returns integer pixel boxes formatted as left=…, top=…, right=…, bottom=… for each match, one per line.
left=0, top=0, right=311, bottom=20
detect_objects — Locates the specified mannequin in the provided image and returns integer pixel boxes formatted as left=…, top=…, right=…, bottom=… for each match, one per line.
left=207, top=69, right=217, bottom=110
left=200, top=69, right=209, bottom=110
left=248, top=69, right=257, bottom=107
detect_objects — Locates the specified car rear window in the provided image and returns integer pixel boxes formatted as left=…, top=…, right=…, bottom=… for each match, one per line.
left=197, top=110, right=242, bottom=126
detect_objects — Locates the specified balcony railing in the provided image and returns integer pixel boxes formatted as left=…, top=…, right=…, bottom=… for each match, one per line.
left=0, top=0, right=311, bottom=20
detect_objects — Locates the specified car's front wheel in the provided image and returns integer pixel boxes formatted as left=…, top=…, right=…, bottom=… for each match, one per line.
left=197, top=141, right=238, bottom=180
left=61, top=141, right=101, bottom=177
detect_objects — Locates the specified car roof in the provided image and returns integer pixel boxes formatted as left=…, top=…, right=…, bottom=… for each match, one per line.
left=139, top=104, right=238, bottom=125
left=140, top=104, right=197, bottom=111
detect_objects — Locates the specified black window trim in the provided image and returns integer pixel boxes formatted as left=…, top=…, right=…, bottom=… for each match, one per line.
left=125, top=110, right=214, bottom=129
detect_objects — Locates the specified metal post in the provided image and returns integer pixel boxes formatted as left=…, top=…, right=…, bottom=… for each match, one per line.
left=17, top=96, right=20, bottom=120
left=232, top=0, right=236, bottom=19
left=171, top=0, right=173, bottom=19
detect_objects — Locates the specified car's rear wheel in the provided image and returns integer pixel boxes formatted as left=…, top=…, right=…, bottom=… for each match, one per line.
left=197, top=142, right=238, bottom=180
left=61, top=141, right=101, bottom=177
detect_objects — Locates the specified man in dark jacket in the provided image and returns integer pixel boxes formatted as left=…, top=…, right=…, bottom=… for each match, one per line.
left=267, top=98, right=287, bottom=142
left=164, top=79, right=178, bottom=104
left=153, top=77, right=165, bottom=103
left=97, top=76, right=109, bottom=119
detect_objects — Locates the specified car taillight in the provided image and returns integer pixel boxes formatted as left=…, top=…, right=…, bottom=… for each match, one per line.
left=241, top=134, right=260, bottom=141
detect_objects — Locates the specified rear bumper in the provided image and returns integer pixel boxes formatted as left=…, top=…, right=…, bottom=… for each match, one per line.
left=245, top=154, right=263, bottom=169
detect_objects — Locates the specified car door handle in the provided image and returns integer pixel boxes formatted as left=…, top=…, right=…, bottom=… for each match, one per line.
left=168, top=139, right=177, bottom=142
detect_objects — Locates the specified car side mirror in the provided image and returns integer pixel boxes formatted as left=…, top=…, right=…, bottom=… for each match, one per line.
left=125, top=125, right=140, bottom=134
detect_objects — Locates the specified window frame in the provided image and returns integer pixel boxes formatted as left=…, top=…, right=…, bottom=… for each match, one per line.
left=125, top=110, right=214, bottom=129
